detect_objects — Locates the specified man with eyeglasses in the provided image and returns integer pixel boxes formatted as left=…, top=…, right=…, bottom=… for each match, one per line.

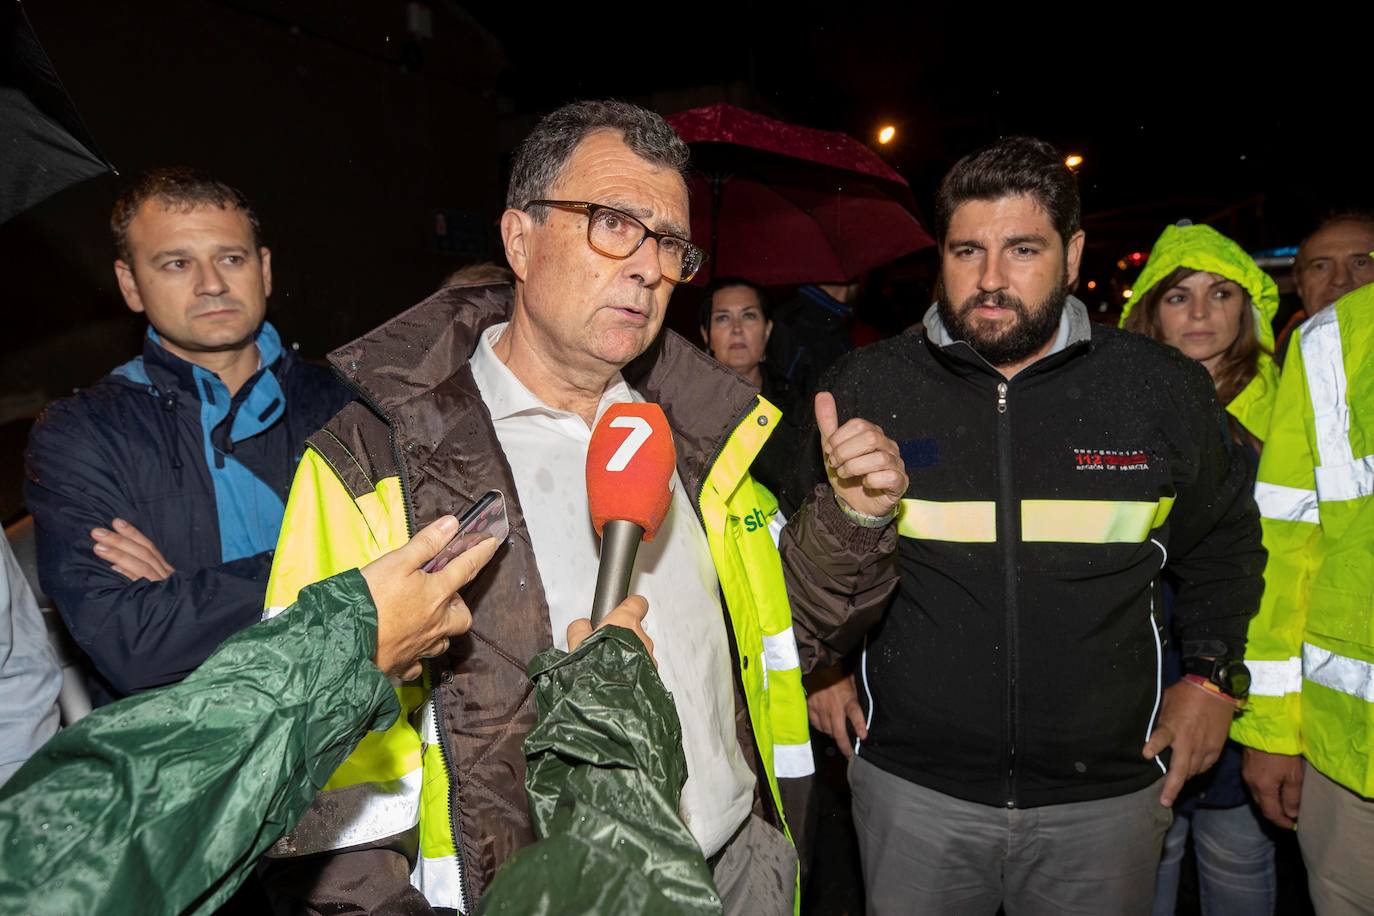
left=258, top=100, right=905, bottom=915
left=1274, top=210, right=1374, bottom=363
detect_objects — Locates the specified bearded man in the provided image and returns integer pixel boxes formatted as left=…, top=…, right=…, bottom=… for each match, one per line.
left=782, top=136, right=1265, bottom=916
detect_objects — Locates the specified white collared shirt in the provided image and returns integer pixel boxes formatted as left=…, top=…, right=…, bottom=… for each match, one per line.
left=469, top=322, right=754, bottom=857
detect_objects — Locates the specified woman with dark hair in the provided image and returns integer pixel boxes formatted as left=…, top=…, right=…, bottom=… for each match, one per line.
left=1121, top=221, right=1280, bottom=916
left=699, top=278, right=805, bottom=505
left=699, top=277, right=774, bottom=389
left=1122, top=222, right=1279, bottom=448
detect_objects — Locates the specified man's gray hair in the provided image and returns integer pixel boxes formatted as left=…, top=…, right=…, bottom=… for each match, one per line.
left=506, top=100, right=690, bottom=216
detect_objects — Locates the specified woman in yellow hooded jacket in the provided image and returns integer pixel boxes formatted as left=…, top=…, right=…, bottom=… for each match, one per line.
left=1121, top=221, right=1280, bottom=916
left=1123, top=221, right=1279, bottom=448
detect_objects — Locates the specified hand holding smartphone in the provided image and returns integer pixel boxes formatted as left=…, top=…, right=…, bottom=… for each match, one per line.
left=421, top=490, right=510, bottom=574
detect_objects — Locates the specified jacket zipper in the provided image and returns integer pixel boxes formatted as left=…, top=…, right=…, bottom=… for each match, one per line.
left=995, top=379, right=1019, bottom=808
left=334, top=367, right=475, bottom=914
left=428, top=667, right=471, bottom=913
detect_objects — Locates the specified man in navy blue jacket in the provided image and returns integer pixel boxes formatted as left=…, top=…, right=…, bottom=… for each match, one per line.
left=24, top=168, right=352, bottom=705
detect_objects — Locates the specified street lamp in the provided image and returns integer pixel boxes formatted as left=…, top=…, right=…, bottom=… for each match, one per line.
left=878, top=125, right=896, bottom=145
left=1064, top=153, right=1084, bottom=170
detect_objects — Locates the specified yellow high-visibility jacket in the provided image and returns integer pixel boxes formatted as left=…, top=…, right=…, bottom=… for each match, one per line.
left=1232, top=283, right=1374, bottom=797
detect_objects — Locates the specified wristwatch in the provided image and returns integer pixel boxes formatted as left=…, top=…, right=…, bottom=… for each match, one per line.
left=1181, top=656, right=1251, bottom=702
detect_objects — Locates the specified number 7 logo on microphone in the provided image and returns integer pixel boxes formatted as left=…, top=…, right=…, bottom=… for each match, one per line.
left=605, top=416, right=653, bottom=471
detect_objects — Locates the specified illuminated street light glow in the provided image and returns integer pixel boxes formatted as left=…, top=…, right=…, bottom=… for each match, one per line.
left=1064, top=153, right=1084, bottom=170
left=1123, top=289, right=1134, bottom=299
left=1086, top=280, right=1097, bottom=290
left=878, top=125, right=896, bottom=145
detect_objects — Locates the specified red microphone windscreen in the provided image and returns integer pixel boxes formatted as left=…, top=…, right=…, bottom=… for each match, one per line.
left=586, top=402, right=677, bottom=540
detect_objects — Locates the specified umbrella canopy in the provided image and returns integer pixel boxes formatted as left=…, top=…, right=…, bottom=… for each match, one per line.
left=667, top=103, right=933, bottom=286
left=1, top=2, right=115, bottom=225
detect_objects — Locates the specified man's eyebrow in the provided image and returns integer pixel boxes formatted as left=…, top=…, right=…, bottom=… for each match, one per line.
left=658, top=219, right=691, bottom=240
left=946, top=238, right=985, bottom=250
left=1004, top=234, right=1049, bottom=248
left=603, top=200, right=690, bottom=240
left=150, top=244, right=249, bottom=261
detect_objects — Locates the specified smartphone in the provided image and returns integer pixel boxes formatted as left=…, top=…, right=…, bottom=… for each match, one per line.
left=421, top=489, right=509, bottom=574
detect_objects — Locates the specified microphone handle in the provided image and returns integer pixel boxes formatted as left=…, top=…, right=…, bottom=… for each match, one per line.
left=589, top=519, right=645, bottom=626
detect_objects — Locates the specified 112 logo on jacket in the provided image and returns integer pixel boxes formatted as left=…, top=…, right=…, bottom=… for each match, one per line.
left=1072, top=448, right=1151, bottom=471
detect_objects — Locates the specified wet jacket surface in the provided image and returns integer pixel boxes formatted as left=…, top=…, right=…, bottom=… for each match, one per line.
left=0, top=568, right=398, bottom=916
left=0, top=569, right=718, bottom=916
left=263, top=284, right=843, bottom=911
left=23, top=324, right=351, bottom=703
left=480, top=627, right=722, bottom=915
left=784, top=300, right=1265, bottom=808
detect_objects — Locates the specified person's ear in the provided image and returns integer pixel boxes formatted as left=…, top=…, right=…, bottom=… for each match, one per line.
left=259, top=247, right=273, bottom=298
left=500, top=209, right=534, bottom=282
left=700, top=326, right=710, bottom=349
left=1065, top=230, right=1086, bottom=287
left=114, top=260, right=145, bottom=314
left=764, top=319, right=773, bottom=344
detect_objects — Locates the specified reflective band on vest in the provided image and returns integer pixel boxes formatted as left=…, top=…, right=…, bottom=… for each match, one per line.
left=898, top=499, right=996, bottom=542
left=266, top=768, right=424, bottom=858
left=1254, top=482, right=1320, bottom=524
left=1314, top=455, right=1374, bottom=503
left=773, top=742, right=814, bottom=779
left=1305, top=643, right=1374, bottom=703
left=1300, top=310, right=1355, bottom=468
left=1299, top=310, right=1374, bottom=504
left=767, top=509, right=786, bottom=549
left=763, top=628, right=801, bottom=673
left=422, top=698, right=441, bottom=746
left=411, top=853, right=464, bottom=913
left=1247, top=656, right=1304, bottom=697
left=1020, top=497, right=1174, bottom=543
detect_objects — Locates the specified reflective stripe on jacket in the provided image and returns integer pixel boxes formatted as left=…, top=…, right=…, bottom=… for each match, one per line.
left=1231, top=284, right=1374, bottom=797
left=794, top=300, right=1264, bottom=808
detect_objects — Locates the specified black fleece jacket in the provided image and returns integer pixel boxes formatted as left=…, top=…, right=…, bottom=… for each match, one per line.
left=783, top=303, right=1264, bottom=808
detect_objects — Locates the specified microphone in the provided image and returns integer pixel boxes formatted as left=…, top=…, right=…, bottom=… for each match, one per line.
left=586, top=402, right=677, bottom=626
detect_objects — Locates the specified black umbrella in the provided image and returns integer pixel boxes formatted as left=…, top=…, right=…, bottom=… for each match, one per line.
left=1, top=1, right=115, bottom=225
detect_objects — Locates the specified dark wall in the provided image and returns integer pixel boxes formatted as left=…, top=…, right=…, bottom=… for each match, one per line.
left=1, top=0, right=506, bottom=414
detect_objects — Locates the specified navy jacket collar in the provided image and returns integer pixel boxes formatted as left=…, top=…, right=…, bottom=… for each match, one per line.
left=112, top=322, right=284, bottom=399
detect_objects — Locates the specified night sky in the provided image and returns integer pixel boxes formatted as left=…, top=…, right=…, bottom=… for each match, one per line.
left=5, top=2, right=1369, bottom=399
left=484, top=7, right=1370, bottom=249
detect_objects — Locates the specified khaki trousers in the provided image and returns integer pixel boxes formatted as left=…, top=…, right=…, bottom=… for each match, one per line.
left=1298, top=762, right=1374, bottom=916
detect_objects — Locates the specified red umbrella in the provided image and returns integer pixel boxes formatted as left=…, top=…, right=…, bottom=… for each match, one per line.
left=666, top=103, right=933, bottom=286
